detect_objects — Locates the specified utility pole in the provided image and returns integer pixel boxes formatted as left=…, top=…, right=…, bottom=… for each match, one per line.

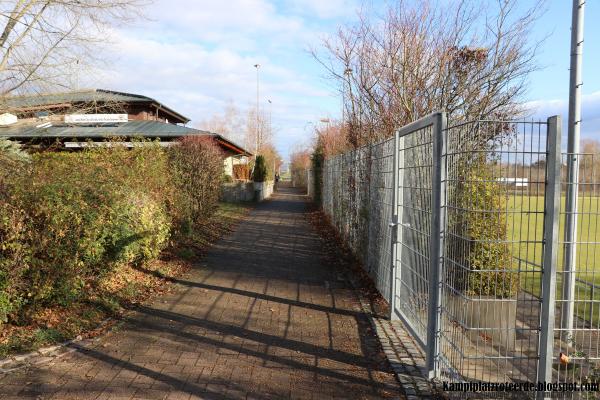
left=254, top=64, right=260, bottom=155
left=562, top=0, right=585, bottom=336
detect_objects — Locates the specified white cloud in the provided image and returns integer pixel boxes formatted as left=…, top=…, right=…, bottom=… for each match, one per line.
left=75, top=0, right=362, bottom=158
left=81, top=30, right=338, bottom=158
left=130, top=0, right=312, bottom=53
left=525, top=91, right=600, bottom=141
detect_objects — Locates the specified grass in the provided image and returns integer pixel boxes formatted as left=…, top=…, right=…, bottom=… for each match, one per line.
left=506, top=194, right=600, bottom=324
left=507, top=195, right=600, bottom=277
left=0, top=202, right=251, bottom=358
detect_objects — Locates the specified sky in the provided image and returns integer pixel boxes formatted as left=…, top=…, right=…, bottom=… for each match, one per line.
left=91, top=0, right=599, bottom=159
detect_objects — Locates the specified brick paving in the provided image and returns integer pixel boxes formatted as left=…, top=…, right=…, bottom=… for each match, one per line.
left=0, top=186, right=401, bottom=400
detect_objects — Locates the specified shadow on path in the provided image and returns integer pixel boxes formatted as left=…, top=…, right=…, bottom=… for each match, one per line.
left=0, top=186, right=400, bottom=400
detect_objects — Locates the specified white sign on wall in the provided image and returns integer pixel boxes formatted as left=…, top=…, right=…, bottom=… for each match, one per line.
left=64, top=114, right=128, bottom=124
left=0, top=113, right=18, bottom=126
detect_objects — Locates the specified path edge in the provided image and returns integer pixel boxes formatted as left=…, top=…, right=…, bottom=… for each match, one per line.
left=344, top=273, right=445, bottom=399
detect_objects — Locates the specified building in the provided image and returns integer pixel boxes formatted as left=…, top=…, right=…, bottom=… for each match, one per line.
left=1, top=89, right=191, bottom=124
left=498, top=177, right=529, bottom=188
left=0, top=89, right=252, bottom=177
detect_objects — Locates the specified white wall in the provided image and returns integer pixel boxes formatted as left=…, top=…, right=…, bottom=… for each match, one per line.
left=223, top=156, right=234, bottom=177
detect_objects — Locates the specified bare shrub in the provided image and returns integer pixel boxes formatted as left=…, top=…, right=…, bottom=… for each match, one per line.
left=313, top=0, right=545, bottom=147
left=169, top=136, right=225, bottom=232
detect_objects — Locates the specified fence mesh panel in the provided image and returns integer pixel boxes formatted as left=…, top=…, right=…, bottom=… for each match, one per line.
left=439, top=121, right=548, bottom=389
left=320, top=115, right=600, bottom=397
left=394, top=125, right=434, bottom=345
left=555, top=152, right=600, bottom=393
left=322, top=138, right=395, bottom=301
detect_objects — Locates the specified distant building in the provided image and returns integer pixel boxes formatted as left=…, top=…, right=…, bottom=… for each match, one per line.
left=498, top=177, right=528, bottom=188
left=0, top=89, right=251, bottom=177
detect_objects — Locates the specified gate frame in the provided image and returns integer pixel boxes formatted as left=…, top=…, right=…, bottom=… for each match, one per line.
left=389, top=113, right=562, bottom=383
left=426, top=112, right=447, bottom=378
left=388, top=112, right=447, bottom=379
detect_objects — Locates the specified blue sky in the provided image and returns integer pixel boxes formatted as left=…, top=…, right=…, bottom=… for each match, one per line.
left=92, top=0, right=599, bottom=159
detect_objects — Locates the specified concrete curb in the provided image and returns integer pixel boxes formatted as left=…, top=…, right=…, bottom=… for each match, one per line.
left=0, top=319, right=113, bottom=376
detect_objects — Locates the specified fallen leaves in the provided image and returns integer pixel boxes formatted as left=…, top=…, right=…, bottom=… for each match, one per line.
left=0, top=202, right=253, bottom=359
left=304, top=205, right=390, bottom=317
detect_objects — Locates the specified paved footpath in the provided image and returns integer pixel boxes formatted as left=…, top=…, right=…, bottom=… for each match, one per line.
left=0, top=187, right=401, bottom=400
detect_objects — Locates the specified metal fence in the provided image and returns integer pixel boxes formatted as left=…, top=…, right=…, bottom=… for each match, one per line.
left=322, top=137, right=395, bottom=300
left=439, top=119, right=554, bottom=388
left=555, top=152, right=600, bottom=393
left=321, top=112, right=600, bottom=398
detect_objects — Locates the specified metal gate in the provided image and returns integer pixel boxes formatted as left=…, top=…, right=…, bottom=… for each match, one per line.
left=389, top=113, right=564, bottom=388
left=320, top=112, right=600, bottom=396
left=389, top=113, right=445, bottom=377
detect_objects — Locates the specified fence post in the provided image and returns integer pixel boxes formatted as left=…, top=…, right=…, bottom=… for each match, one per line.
left=537, top=115, right=562, bottom=398
left=426, top=112, right=447, bottom=379
left=389, top=130, right=400, bottom=319
left=590, top=285, right=595, bottom=325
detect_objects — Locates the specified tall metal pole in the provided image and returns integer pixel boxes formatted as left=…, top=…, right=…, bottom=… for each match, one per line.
left=561, top=0, right=585, bottom=336
left=254, top=64, right=260, bottom=155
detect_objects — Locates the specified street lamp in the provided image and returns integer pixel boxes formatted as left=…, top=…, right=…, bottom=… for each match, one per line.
left=254, top=64, right=260, bottom=155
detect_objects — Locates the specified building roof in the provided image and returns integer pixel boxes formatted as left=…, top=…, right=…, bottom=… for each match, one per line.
left=0, top=120, right=252, bottom=156
left=1, top=89, right=191, bottom=124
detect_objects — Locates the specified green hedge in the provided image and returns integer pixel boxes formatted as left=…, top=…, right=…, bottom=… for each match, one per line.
left=0, top=139, right=223, bottom=324
left=450, top=161, right=518, bottom=298
left=311, top=142, right=324, bottom=205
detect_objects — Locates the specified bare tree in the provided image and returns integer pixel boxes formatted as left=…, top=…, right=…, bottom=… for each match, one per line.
left=0, top=0, right=144, bottom=101
left=259, top=142, right=281, bottom=180
left=289, top=145, right=311, bottom=187
left=245, top=107, right=274, bottom=154
left=198, top=100, right=246, bottom=145
left=314, top=120, right=349, bottom=158
left=312, top=0, right=546, bottom=147
left=581, top=139, right=600, bottom=192
left=198, top=101, right=275, bottom=154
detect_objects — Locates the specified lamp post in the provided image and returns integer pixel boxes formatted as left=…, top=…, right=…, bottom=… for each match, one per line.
left=254, top=64, right=260, bottom=155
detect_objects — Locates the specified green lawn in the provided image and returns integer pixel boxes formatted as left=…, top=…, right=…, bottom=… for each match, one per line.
left=506, top=195, right=600, bottom=324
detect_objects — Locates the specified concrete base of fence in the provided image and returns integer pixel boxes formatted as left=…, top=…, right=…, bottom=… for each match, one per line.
left=221, top=181, right=274, bottom=203
left=448, top=295, right=517, bottom=350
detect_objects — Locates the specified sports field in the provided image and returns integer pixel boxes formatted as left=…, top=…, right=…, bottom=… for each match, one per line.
left=506, top=195, right=600, bottom=324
